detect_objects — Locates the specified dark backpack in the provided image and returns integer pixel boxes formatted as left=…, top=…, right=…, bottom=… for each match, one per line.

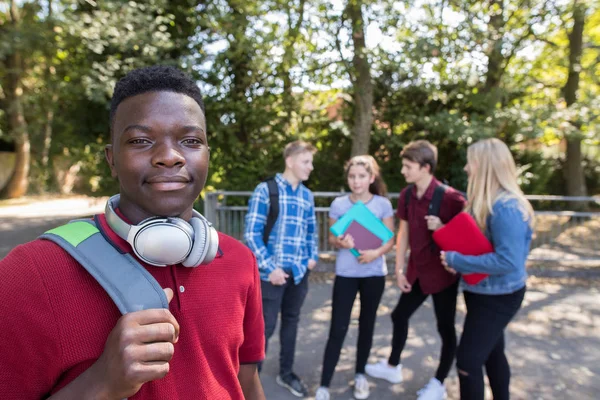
left=263, top=177, right=280, bottom=244
left=404, top=183, right=465, bottom=252
left=404, top=183, right=448, bottom=218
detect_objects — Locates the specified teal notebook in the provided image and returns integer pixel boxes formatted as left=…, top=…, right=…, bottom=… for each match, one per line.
left=330, top=201, right=394, bottom=257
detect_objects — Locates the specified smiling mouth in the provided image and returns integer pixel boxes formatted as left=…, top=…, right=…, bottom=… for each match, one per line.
left=146, top=176, right=191, bottom=191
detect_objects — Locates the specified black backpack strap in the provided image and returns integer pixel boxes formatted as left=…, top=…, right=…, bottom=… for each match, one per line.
left=263, top=177, right=280, bottom=244
left=428, top=184, right=447, bottom=216
left=428, top=183, right=448, bottom=253
left=404, top=184, right=414, bottom=217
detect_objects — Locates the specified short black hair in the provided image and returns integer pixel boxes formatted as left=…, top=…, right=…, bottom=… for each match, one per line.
left=109, top=65, right=205, bottom=131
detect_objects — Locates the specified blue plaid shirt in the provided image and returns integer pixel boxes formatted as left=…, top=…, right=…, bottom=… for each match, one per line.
left=244, top=174, right=319, bottom=284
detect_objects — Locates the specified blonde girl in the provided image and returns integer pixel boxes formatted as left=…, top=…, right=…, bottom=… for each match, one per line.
left=441, top=138, right=533, bottom=400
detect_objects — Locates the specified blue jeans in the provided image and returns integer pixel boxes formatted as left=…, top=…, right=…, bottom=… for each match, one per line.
left=260, top=271, right=310, bottom=378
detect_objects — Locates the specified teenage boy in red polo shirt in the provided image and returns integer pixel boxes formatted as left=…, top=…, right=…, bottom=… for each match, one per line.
left=0, top=66, right=265, bottom=400
left=366, top=140, right=466, bottom=400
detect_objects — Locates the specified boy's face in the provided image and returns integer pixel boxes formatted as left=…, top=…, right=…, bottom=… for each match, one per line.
left=401, top=158, right=431, bottom=183
left=105, top=91, right=209, bottom=221
left=286, top=151, right=314, bottom=182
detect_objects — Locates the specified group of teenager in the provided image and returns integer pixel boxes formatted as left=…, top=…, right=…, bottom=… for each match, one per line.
left=0, top=65, right=532, bottom=400
left=245, top=137, right=531, bottom=400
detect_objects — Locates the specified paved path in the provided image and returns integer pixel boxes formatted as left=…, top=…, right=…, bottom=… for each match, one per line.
left=1, top=197, right=599, bottom=399
left=260, top=276, right=599, bottom=400
left=0, top=196, right=106, bottom=257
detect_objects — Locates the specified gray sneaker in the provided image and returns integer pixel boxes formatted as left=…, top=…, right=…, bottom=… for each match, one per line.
left=276, top=373, right=309, bottom=398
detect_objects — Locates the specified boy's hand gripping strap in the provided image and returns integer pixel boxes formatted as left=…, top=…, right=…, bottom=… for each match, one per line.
left=39, top=220, right=169, bottom=315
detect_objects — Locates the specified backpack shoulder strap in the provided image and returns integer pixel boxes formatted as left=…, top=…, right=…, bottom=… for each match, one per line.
left=428, top=183, right=447, bottom=216
left=263, top=177, right=280, bottom=244
left=39, top=219, right=169, bottom=315
left=426, top=184, right=448, bottom=253
left=404, top=184, right=414, bottom=217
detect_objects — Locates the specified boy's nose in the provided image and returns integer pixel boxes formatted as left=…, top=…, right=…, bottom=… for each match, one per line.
left=152, top=143, right=185, bottom=167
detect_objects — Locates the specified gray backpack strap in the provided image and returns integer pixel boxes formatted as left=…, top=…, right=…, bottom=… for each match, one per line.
left=40, top=220, right=169, bottom=315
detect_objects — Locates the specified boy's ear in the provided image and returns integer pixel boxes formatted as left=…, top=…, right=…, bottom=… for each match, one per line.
left=104, top=144, right=118, bottom=178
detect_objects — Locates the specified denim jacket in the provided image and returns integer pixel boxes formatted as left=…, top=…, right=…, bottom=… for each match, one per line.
left=446, top=196, right=532, bottom=295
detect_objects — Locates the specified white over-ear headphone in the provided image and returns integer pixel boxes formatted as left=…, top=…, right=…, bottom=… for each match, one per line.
left=105, top=194, right=219, bottom=267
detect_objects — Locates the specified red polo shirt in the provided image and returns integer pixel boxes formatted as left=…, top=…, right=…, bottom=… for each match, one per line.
left=0, top=213, right=264, bottom=399
left=396, top=178, right=466, bottom=294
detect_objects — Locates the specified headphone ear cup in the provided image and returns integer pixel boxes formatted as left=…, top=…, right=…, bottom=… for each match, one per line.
left=203, top=224, right=219, bottom=264
left=183, top=218, right=208, bottom=267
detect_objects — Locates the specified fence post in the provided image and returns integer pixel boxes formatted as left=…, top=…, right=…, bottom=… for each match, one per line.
left=204, top=191, right=218, bottom=224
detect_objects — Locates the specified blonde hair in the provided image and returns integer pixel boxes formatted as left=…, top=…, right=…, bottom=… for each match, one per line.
left=283, top=140, right=317, bottom=159
left=466, top=138, right=534, bottom=231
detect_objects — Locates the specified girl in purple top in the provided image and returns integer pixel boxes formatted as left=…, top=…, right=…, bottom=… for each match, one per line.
left=315, top=155, right=395, bottom=400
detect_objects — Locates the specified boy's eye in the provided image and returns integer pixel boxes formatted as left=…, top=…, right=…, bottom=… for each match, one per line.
left=129, top=138, right=151, bottom=144
left=182, top=138, right=203, bottom=146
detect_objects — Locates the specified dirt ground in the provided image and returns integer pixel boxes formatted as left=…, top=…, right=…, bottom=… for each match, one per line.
left=1, top=196, right=598, bottom=399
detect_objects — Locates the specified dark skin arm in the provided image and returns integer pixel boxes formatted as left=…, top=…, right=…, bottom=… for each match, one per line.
left=238, top=364, right=266, bottom=400
left=48, top=289, right=179, bottom=400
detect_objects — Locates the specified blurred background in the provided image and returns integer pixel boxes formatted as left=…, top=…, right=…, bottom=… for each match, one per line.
left=0, top=0, right=598, bottom=201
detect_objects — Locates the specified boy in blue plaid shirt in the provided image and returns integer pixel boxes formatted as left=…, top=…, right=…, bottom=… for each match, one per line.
left=244, top=140, right=319, bottom=398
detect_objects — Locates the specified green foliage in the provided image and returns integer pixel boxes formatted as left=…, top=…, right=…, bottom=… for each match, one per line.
left=1, top=0, right=599, bottom=198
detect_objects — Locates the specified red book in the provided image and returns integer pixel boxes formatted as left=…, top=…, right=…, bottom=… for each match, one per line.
left=432, top=212, right=491, bottom=285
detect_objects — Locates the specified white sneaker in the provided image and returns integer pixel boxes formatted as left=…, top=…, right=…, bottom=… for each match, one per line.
left=353, top=374, right=370, bottom=399
left=416, top=378, right=447, bottom=400
left=315, top=386, right=330, bottom=400
left=365, top=360, right=403, bottom=384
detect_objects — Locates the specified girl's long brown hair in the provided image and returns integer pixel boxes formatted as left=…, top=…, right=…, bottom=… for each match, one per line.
left=344, top=155, right=388, bottom=197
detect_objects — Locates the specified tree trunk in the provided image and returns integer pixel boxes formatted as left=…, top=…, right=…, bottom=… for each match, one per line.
left=227, top=1, right=252, bottom=143
left=279, top=0, right=306, bottom=131
left=2, top=1, right=30, bottom=199
left=482, top=0, right=505, bottom=115
left=562, top=0, right=586, bottom=197
left=484, top=0, right=504, bottom=92
left=3, top=60, right=30, bottom=199
left=346, top=0, right=373, bottom=157
left=41, top=102, right=56, bottom=169
left=40, top=1, right=57, bottom=191
left=565, top=138, right=586, bottom=197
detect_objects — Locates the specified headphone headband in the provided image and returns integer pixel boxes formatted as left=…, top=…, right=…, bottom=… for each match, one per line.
left=105, top=194, right=204, bottom=241
left=104, top=194, right=218, bottom=267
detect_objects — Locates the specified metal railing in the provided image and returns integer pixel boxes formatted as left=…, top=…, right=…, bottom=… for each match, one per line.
left=204, top=191, right=600, bottom=262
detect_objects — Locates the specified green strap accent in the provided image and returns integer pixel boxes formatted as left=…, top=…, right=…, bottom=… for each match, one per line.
left=45, top=221, right=99, bottom=247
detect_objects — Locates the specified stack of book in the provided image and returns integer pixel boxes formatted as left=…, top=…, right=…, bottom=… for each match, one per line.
left=330, top=201, right=394, bottom=257
left=330, top=203, right=491, bottom=285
